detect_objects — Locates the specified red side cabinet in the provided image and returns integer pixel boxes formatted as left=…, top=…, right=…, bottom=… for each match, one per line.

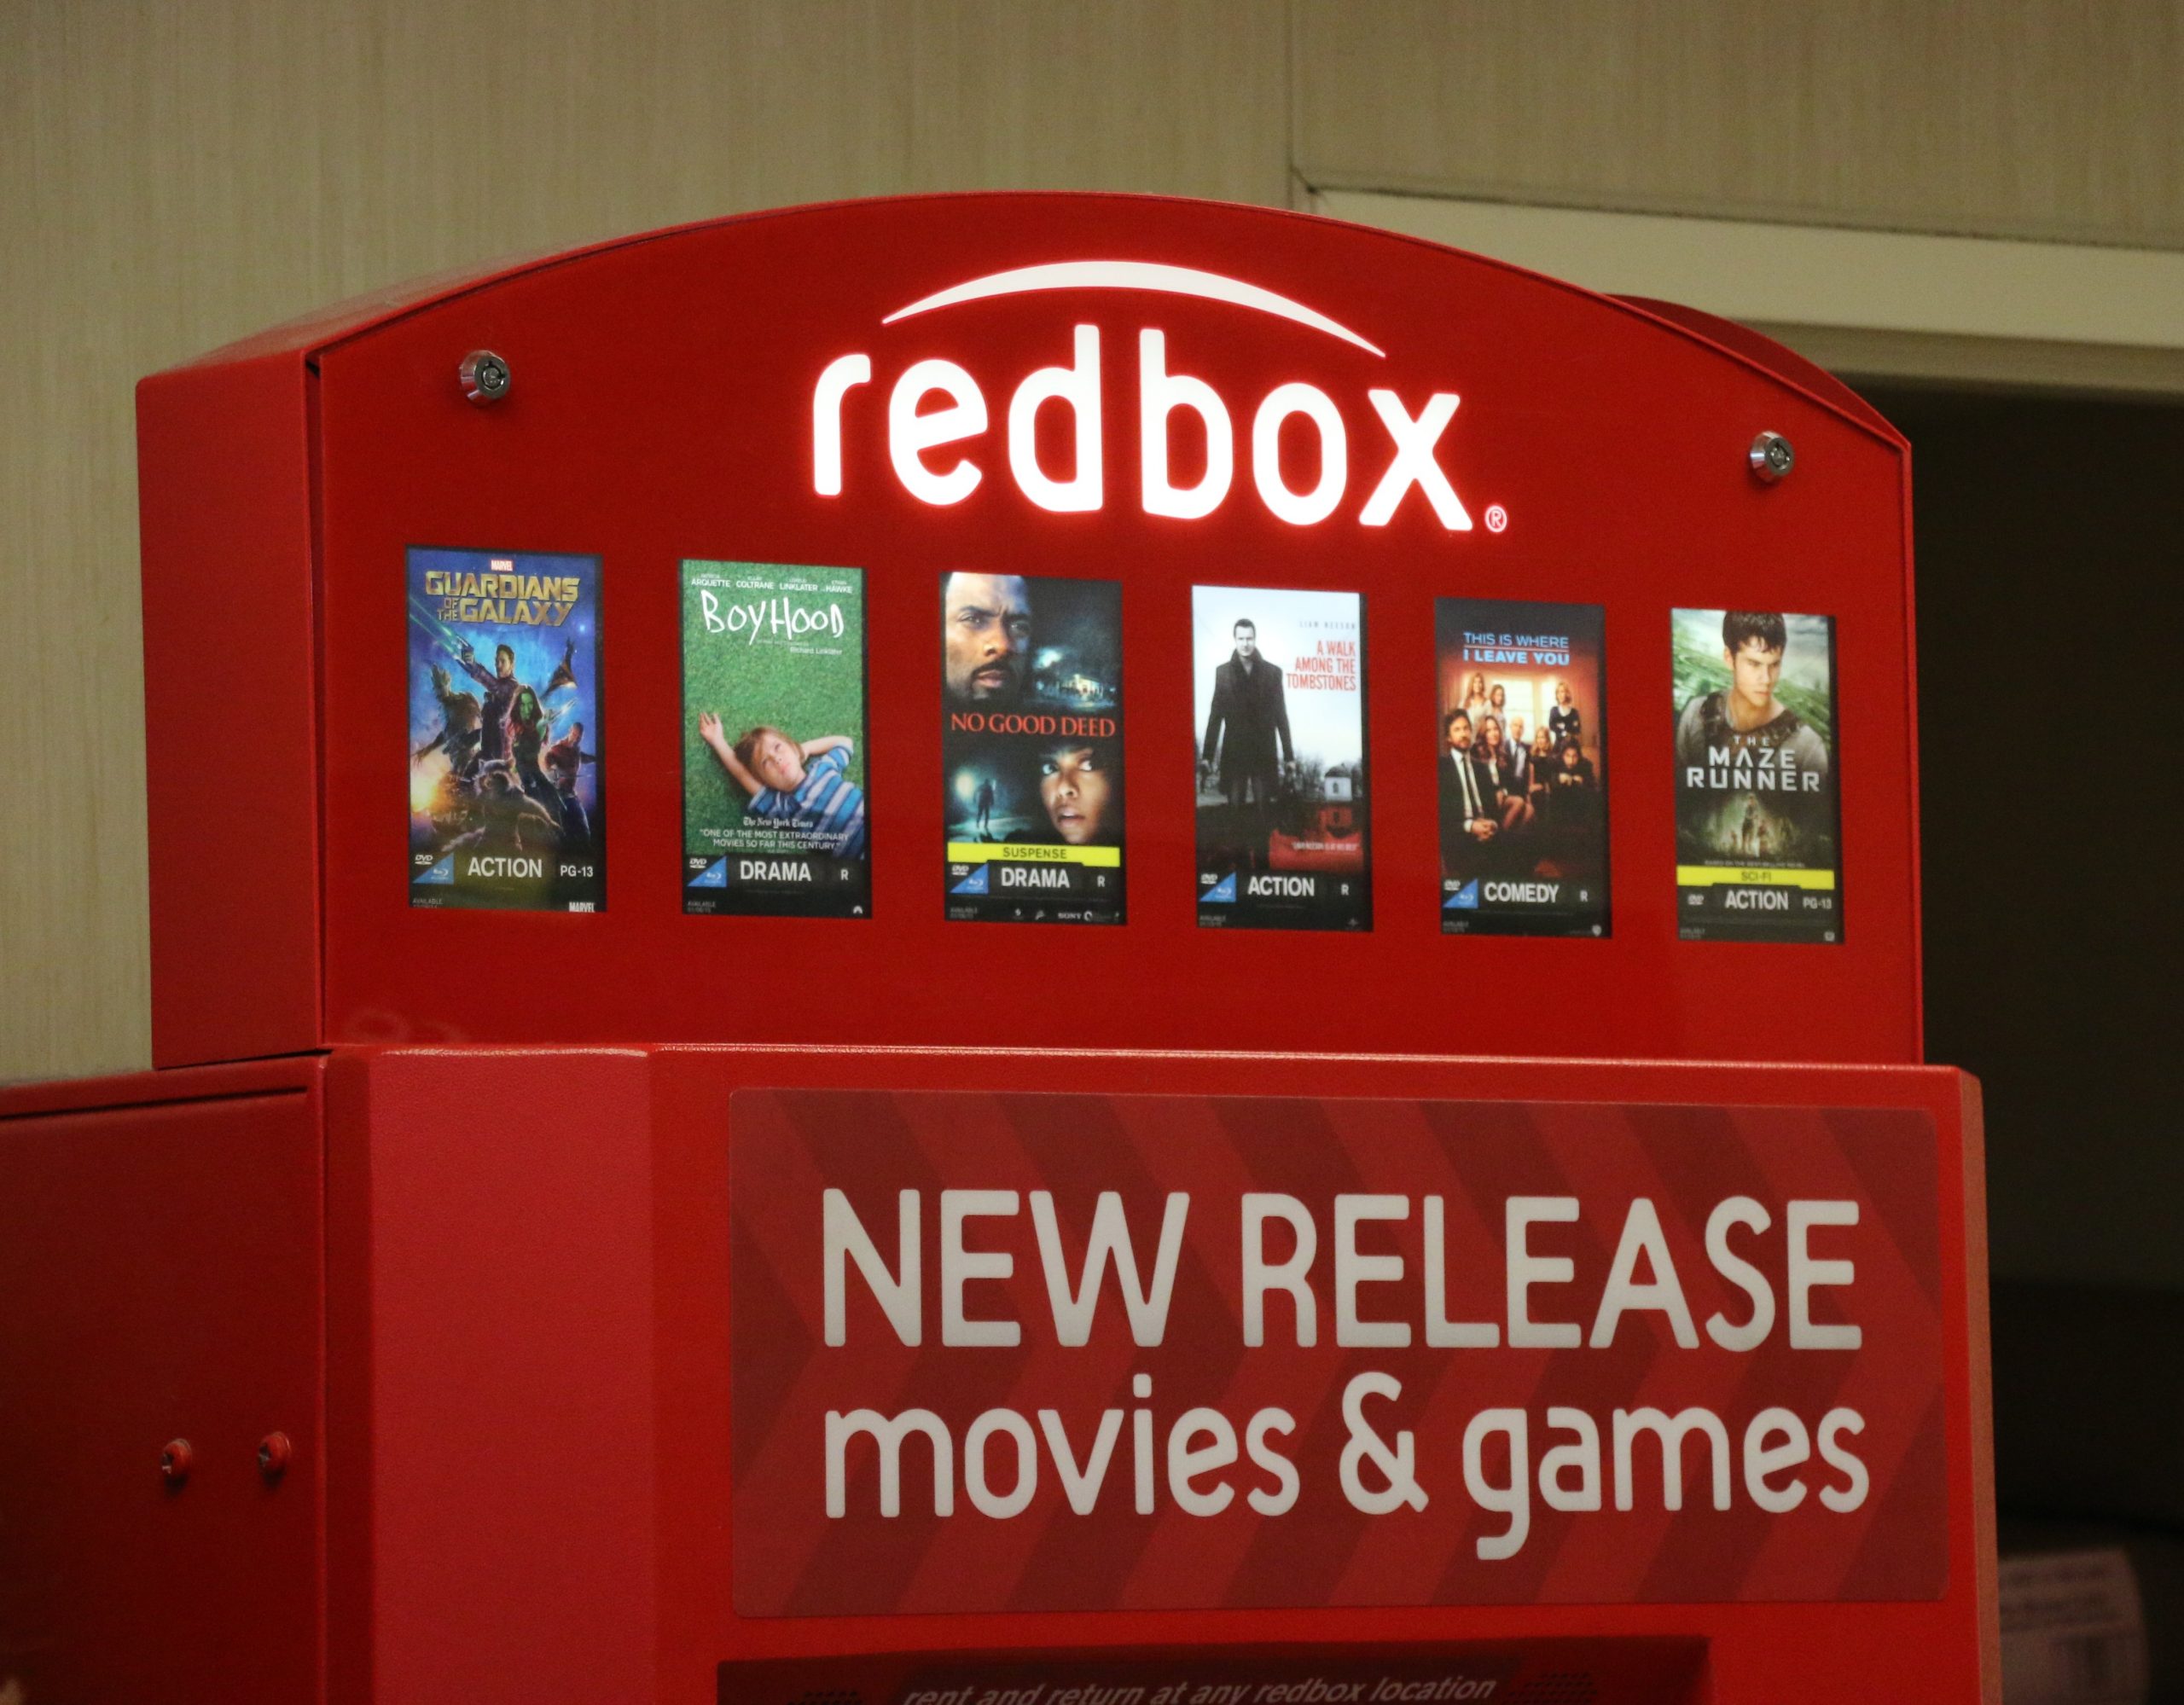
left=0, top=1061, right=324, bottom=1701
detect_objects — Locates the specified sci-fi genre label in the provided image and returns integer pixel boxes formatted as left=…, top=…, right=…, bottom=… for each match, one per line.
left=940, top=571, right=1126, bottom=925
left=682, top=560, right=870, bottom=919
left=730, top=1091, right=1946, bottom=1616
left=1194, top=586, right=1370, bottom=932
left=407, top=547, right=605, bottom=912
left=1437, top=598, right=1609, bottom=938
left=1673, top=610, right=1843, bottom=944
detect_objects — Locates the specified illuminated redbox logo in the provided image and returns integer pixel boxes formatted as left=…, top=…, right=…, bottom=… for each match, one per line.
left=811, top=261, right=1473, bottom=529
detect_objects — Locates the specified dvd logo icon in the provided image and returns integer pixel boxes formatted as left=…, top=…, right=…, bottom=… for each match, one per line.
left=811, top=262, right=1472, bottom=531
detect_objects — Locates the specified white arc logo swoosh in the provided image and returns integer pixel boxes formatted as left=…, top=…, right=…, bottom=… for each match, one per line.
left=881, top=260, right=1386, bottom=358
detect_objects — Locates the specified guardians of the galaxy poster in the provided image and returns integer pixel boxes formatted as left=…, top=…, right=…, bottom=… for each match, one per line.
left=1194, top=585, right=1370, bottom=931
left=682, top=561, right=869, bottom=918
left=1436, top=597, right=1609, bottom=937
left=1673, top=608, right=1842, bottom=943
left=408, top=547, right=605, bottom=911
left=941, top=571, right=1124, bottom=925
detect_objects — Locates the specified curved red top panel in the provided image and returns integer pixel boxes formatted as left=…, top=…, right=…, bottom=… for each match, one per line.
left=166, top=194, right=1902, bottom=445
left=137, top=192, right=1920, bottom=1066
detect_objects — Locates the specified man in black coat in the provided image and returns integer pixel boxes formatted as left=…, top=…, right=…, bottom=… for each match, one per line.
left=1440, top=708, right=1527, bottom=878
left=1201, top=619, right=1293, bottom=806
left=1440, top=709, right=1491, bottom=877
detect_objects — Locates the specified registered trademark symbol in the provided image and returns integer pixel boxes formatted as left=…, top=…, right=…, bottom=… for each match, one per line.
left=1484, top=504, right=1508, bottom=533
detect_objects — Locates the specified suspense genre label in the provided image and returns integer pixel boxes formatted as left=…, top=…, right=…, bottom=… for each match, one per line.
left=1194, top=586, right=1370, bottom=932
left=407, top=547, right=605, bottom=912
left=1437, top=599, right=1609, bottom=937
left=682, top=561, right=870, bottom=919
left=1673, top=610, right=1842, bottom=943
left=942, top=572, right=1124, bottom=925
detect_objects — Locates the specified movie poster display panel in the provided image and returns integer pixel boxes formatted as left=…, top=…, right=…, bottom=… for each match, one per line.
left=1194, top=587, right=1370, bottom=931
left=942, top=572, right=1124, bottom=925
left=1436, top=599, right=1609, bottom=937
left=1673, top=609, right=1842, bottom=943
left=681, top=562, right=869, bottom=918
left=407, top=547, right=605, bottom=911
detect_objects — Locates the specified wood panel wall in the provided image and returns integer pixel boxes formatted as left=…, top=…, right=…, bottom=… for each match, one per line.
left=2, top=0, right=2176, bottom=1081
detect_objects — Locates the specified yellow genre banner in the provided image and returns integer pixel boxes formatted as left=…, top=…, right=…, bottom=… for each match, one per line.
left=948, top=842, right=1121, bottom=868
left=1677, top=865, right=1837, bottom=890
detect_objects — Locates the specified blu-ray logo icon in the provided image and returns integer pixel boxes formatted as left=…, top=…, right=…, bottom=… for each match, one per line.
left=688, top=858, right=729, bottom=889
left=1444, top=879, right=1479, bottom=909
left=415, top=855, right=455, bottom=886
left=1201, top=873, right=1238, bottom=904
left=951, top=867, right=991, bottom=895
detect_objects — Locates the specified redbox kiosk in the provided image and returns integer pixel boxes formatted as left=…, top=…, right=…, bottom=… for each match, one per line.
left=0, top=194, right=1993, bottom=1703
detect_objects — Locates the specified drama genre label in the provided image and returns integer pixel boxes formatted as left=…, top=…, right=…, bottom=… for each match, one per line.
left=730, top=1091, right=1947, bottom=1616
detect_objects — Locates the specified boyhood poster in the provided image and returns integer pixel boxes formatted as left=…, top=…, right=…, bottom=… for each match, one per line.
left=941, top=571, right=1124, bottom=925
left=407, top=546, right=604, bottom=911
left=682, top=561, right=868, bottom=918
left=1194, top=586, right=1369, bottom=931
left=1674, top=609, right=1841, bottom=943
left=1437, top=598, right=1609, bottom=937
left=729, top=1088, right=1949, bottom=1617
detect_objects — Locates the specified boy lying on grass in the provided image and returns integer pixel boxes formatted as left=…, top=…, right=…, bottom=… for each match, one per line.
left=697, top=711, right=867, bottom=859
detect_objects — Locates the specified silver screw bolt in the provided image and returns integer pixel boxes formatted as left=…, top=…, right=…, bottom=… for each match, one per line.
left=460, top=350, right=511, bottom=406
left=1749, top=431, right=1794, bottom=483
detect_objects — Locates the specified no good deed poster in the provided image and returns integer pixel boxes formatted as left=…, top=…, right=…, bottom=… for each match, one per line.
left=729, top=1091, right=1946, bottom=1616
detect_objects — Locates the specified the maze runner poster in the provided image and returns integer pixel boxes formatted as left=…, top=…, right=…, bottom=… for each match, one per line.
left=1673, top=608, right=1841, bottom=943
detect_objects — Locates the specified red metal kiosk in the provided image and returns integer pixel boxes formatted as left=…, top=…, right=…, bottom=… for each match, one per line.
left=0, top=194, right=1993, bottom=1703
